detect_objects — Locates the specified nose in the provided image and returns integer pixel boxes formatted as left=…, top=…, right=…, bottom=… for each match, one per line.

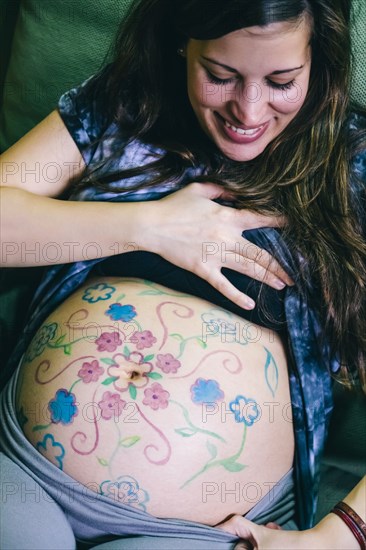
left=228, top=82, right=268, bottom=127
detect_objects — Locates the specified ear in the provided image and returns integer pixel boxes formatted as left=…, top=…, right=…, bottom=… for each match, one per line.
left=177, top=47, right=187, bottom=57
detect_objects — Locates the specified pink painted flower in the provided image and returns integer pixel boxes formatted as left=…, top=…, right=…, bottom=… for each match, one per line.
left=95, top=331, right=122, bottom=352
left=78, top=360, right=104, bottom=383
left=98, top=391, right=126, bottom=420
left=142, top=382, right=170, bottom=410
left=130, top=330, right=157, bottom=350
left=156, top=353, right=181, bottom=374
left=108, top=352, right=152, bottom=392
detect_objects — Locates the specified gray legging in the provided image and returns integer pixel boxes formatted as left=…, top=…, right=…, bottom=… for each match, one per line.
left=0, top=367, right=297, bottom=550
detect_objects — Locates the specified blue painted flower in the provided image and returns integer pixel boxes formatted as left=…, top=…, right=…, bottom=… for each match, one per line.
left=36, top=434, right=65, bottom=470
left=100, top=475, right=149, bottom=511
left=190, top=378, right=224, bottom=404
left=201, top=313, right=237, bottom=335
left=229, top=395, right=260, bottom=426
left=105, top=303, right=137, bottom=322
left=82, top=283, right=116, bottom=303
left=48, top=389, right=78, bottom=425
left=25, top=322, right=58, bottom=362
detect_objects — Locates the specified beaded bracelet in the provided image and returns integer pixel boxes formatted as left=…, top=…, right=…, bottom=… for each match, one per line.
left=331, top=501, right=366, bottom=550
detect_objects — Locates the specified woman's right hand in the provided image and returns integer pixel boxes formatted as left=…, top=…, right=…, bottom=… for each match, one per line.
left=143, top=182, right=294, bottom=310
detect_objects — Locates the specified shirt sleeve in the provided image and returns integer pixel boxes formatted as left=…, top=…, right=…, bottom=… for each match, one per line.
left=57, top=67, right=110, bottom=166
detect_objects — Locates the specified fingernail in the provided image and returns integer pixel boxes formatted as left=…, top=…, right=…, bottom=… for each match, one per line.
left=274, top=279, right=286, bottom=290
left=246, top=298, right=256, bottom=309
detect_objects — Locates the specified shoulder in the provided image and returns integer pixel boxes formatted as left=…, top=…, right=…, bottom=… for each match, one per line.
left=57, top=64, right=125, bottom=166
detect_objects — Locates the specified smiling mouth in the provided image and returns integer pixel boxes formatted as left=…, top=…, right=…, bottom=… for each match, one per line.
left=224, top=119, right=265, bottom=136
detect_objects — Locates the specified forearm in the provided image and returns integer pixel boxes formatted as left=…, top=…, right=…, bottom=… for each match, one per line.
left=0, top=187, right=149, bottom=267
left=311, top=476, right=366, bottom=549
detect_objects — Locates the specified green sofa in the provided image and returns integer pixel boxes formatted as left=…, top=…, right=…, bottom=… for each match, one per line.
left=0, top=0, right=365, bottom=528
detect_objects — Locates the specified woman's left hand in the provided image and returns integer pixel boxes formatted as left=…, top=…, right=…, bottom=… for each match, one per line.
left=216, top=515, right=314, bottom=549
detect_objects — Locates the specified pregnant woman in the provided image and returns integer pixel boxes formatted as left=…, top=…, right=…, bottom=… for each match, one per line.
left=1, top=0, right=365, bottom=548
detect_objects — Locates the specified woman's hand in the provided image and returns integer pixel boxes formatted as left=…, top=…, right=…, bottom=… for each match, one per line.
left=144, top=182, right=293, bottom=310
left=216, top=515, right=315, bottom=550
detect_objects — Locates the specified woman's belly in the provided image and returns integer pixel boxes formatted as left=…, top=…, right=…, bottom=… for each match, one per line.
left=16, top=277, right=294, bottom=525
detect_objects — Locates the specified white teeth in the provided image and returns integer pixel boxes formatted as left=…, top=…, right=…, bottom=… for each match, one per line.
left=224, top=120, right=263, bottom=135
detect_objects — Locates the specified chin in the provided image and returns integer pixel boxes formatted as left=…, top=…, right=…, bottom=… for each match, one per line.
left=217, top=142, right=267, bottom=162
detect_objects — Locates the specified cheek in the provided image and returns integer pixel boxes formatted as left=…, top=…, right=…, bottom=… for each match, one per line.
left=188, top=73, right=223, bottom=109
left=271, top=81, right=309, bottom=116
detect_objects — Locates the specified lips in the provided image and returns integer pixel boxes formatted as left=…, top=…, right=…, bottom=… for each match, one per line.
left=224, top=120, right=264, bottom=135
left=216, top=113, right=269, bottom=144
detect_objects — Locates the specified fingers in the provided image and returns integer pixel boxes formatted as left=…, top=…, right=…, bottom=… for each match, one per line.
left=216, top=515, right=258, bottom=548
left=186, top=182, right=235, bottom=201
left=216, top=240, right=293, bottom=287
left=234, top=541, right=254, bottom=550
left=237, top=209, right=287, bottom=230
left=205, top=271, right=257, bottom=310
left=265, top=522, right=282, bottom=530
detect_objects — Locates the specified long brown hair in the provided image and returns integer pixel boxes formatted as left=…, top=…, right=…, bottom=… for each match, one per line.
left=76, top=0, right=366, bottom=390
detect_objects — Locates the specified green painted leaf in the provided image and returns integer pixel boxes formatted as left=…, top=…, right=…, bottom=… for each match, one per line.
left=206, top=441, right=218, bottom=459
left=100, top=358, right=117, bottom=366
left=97, top=457, right=109, bottom=467
left=196, top=338, right=207, bottom=348
left=144, top=354, right=155, bottom=362
left=139, top=290, right=161, bottom=295
left=146, top=372, right=162, bottom=379
left=64, top=344, right=72, bottom=355
left=170, top=333, right=184, bottom=341
left=264, top=347, right=279, bottom=398
left=102, top=376, right=118, bottom=385
left=123, top=345, right=130, bottom=356
left=129, top=385, right=137, bottom=400
left=119, top=436, right=141, bottom=447
left=223, top=461, right=246, bottom=472
left=175, top=427, right=196, bottom=437
left=32, top=424, right=50, bottom=432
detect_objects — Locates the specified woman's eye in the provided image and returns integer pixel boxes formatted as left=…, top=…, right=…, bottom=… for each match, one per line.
left=266, top=79, right=295, bottom=91
left=204, top=69, right=236, bottom=86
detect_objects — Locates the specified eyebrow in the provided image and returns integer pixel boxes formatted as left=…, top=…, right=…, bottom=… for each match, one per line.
left=201, top=56, right=304, bottom=75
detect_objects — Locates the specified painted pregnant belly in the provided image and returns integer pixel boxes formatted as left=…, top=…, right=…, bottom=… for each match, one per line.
left=16, top=277, right=294, bottom=524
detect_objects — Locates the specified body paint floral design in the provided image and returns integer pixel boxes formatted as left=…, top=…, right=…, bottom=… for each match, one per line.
left=156, top=353, right=181, bottom=374
left=98, top=391, right=126, bottom=420
left=190, top=378, right=224, bottom=404
left=36, top=434, right=65, bottom=470
left=201, top=313, right=237, bottom=336
left=143, top=382, right=170, bottom=410
left=78, top=359, right=105, bottom=383
left=82, top=283, right=116, bottom=303
left=105, top=303, right=137, bottom=322
left=95, top=332, right=122, bottom=352
left=48, top=389, right=78, bottom=425
left=130, top=330, right=157, bottom=350
left=25, top=322, right=58, bottom=362
left=229, top=395, right=260, bottom=426
left=108, top=352, right=152, bottom=393
left=100, top=475, right=149, bottom=511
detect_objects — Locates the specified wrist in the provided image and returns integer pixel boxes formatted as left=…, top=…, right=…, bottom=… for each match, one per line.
left=133, top=200, right=163, bottom=255
left=114, top=201, right=158, bottom=255
left=311, top=513, right=362, bottom=549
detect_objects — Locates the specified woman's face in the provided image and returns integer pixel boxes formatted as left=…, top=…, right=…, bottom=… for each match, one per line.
left=185, top=19, right=312, bottom=161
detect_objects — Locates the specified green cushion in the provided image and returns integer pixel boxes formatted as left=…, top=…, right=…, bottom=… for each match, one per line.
left=351, top=0, right=366, bottom=107
left=0, top=0, right=20, bottom=100
left=0, top=0, right=134, bottom=152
